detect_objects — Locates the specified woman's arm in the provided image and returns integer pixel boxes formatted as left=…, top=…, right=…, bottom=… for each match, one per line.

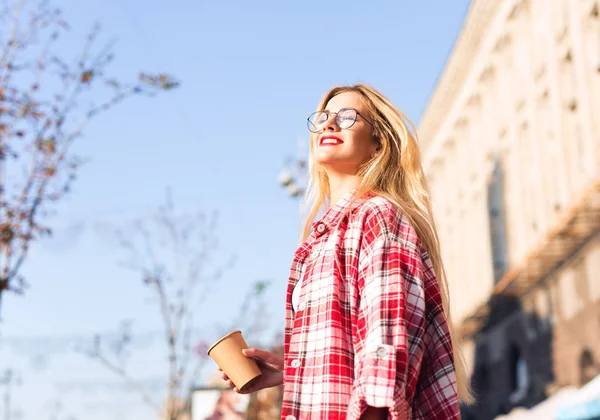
left=353, top=233, right=409, bottom=415
left=351, top=207, right=417, bottom=418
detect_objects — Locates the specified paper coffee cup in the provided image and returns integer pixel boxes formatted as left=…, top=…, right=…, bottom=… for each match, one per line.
left=207, top=330, right=262, bottom=392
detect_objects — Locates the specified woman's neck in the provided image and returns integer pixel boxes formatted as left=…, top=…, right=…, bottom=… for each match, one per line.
left=327, top=173, right=361, bottom=206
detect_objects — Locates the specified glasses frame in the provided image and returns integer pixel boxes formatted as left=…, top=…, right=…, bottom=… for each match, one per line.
left=307, top=107, right=374, bottom=133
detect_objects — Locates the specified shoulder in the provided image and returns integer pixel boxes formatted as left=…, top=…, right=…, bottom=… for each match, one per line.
left=350, top=195, right=420, bottom=250
left=352, top=195, right=396, bottom=229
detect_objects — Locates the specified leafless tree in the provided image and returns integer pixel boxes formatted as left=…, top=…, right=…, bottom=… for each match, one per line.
left=80, top=191, right=270, bottom=420
left=0, top=0, right=178, bottom=313
left=0, top=368, right=22, bottom=420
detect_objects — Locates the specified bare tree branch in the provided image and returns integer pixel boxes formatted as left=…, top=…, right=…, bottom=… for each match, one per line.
left=78, top=341, right=162, bottom=416
left=82, top=191, right=270, bottom=420
left=0, top=0, right=179, bottom=313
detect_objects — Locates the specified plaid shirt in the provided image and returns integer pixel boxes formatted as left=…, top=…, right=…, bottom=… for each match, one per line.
left=282, top=192, right=460, bottom=420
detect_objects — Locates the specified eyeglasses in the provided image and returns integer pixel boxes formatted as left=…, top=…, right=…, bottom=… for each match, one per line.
left=307, top=108, right=374, bottom=133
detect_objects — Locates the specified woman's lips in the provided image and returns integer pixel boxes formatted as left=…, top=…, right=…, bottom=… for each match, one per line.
left=320, top=136, right=344, bottom=146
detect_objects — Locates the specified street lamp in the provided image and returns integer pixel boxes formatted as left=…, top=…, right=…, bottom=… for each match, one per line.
left=278, top=157, right=308, bottom=199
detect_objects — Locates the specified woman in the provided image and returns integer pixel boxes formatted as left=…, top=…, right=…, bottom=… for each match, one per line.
left=220, top=84, right=473, bottom=419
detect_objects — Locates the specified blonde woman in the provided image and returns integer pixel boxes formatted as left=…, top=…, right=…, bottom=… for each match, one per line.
left=220, top=84, right=473, bottom=419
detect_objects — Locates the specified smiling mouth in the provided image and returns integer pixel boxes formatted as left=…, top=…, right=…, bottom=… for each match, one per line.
left=320, top=137, right=344, bottom=145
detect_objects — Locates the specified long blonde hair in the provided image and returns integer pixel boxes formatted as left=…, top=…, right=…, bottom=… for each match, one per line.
left=302, top=84, right=474, bottom=404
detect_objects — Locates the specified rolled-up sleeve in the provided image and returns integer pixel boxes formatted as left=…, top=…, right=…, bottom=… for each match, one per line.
left=353, top=234, right=412, bottom=413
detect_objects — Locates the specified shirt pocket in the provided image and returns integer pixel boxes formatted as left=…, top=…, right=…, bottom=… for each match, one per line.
left=304, top=235, right=333, bottom=263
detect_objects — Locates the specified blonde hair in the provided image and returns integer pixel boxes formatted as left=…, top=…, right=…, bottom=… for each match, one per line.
left=302, top=83, right=474, bottom=404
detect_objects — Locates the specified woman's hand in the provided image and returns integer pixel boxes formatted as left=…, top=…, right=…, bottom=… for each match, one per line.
left=219, top=348, right=284, bottom=394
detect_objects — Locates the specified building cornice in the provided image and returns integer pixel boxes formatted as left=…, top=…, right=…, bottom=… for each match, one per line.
left=418, top=0, right=506, bottom=164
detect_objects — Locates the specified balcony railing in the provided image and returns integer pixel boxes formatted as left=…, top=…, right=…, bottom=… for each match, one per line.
left=460, top=179, right=600, bottom=337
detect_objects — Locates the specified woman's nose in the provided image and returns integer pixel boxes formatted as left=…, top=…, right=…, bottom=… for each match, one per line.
left=323, top=114, right=340, bottom=131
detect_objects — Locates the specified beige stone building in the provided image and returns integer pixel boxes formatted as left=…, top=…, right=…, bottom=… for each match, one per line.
left=419, top=0, right=600, bottom=418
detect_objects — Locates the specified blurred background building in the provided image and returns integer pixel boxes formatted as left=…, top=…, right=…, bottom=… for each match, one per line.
left=420, top=0, right=600, bottom=419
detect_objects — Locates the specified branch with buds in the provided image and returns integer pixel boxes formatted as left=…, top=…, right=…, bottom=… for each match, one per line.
left=0, top=0, right=179, bottom=313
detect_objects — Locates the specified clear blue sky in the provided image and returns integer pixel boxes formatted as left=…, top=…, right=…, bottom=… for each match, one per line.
left=0, top=0, right=471, bottom=418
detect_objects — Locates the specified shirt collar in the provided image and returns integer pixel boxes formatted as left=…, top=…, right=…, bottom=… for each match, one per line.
left=311, top=189, right=367, bottom=234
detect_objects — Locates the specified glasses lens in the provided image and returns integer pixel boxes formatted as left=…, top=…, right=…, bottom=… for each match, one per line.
left=337, top=109, right=356, bottom=129
left=307, top=111, right=328, bottom=132
left=336, top=109, right=357, bottom=129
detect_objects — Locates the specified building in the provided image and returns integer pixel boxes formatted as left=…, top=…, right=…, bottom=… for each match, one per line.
left=419, top=0, right=600, bottom=418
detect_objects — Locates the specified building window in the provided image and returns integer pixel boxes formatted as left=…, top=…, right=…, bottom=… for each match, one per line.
left=580, top=349, right=599, bottom=386
left=573, top=257, right=589, bottom=311
left=548, top=277, right=562, bottom=324
left=536, top=287, right=553, bottom=331
left=487, top=159, right=509, bottom=284
left=524, top=310, right=539, bottom=341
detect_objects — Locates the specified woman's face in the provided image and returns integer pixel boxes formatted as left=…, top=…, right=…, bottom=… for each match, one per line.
left=312, top=91, right=378, bottom=175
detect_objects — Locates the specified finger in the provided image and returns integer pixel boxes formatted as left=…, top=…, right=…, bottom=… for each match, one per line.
left=235, top=384, right=252, bottom=394
left=242, top=348, right=271, bottom=360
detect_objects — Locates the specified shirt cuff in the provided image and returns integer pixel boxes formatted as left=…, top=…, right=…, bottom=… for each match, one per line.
left=356, top=343, right=397, bottom=409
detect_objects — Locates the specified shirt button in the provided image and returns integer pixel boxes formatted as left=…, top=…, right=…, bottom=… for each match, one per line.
left=376, top=346, right=388, bottom=357
left=285, top=416, right=296, bottom=420
left=298, top=302, right=306, bottom=311
left=316, top=223, right=326, bottom=233
left=291, top=359, right=301, bottom=368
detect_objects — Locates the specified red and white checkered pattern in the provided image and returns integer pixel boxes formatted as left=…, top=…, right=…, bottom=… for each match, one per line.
left=281, top=193, right=460, bottom=420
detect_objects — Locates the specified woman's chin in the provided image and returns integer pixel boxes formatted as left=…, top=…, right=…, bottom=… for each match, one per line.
left=314, top=151, right=348, bottom=166
left=315, top=160, right=361, bottom=177
left=314, top=156, right=340, bottom=169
